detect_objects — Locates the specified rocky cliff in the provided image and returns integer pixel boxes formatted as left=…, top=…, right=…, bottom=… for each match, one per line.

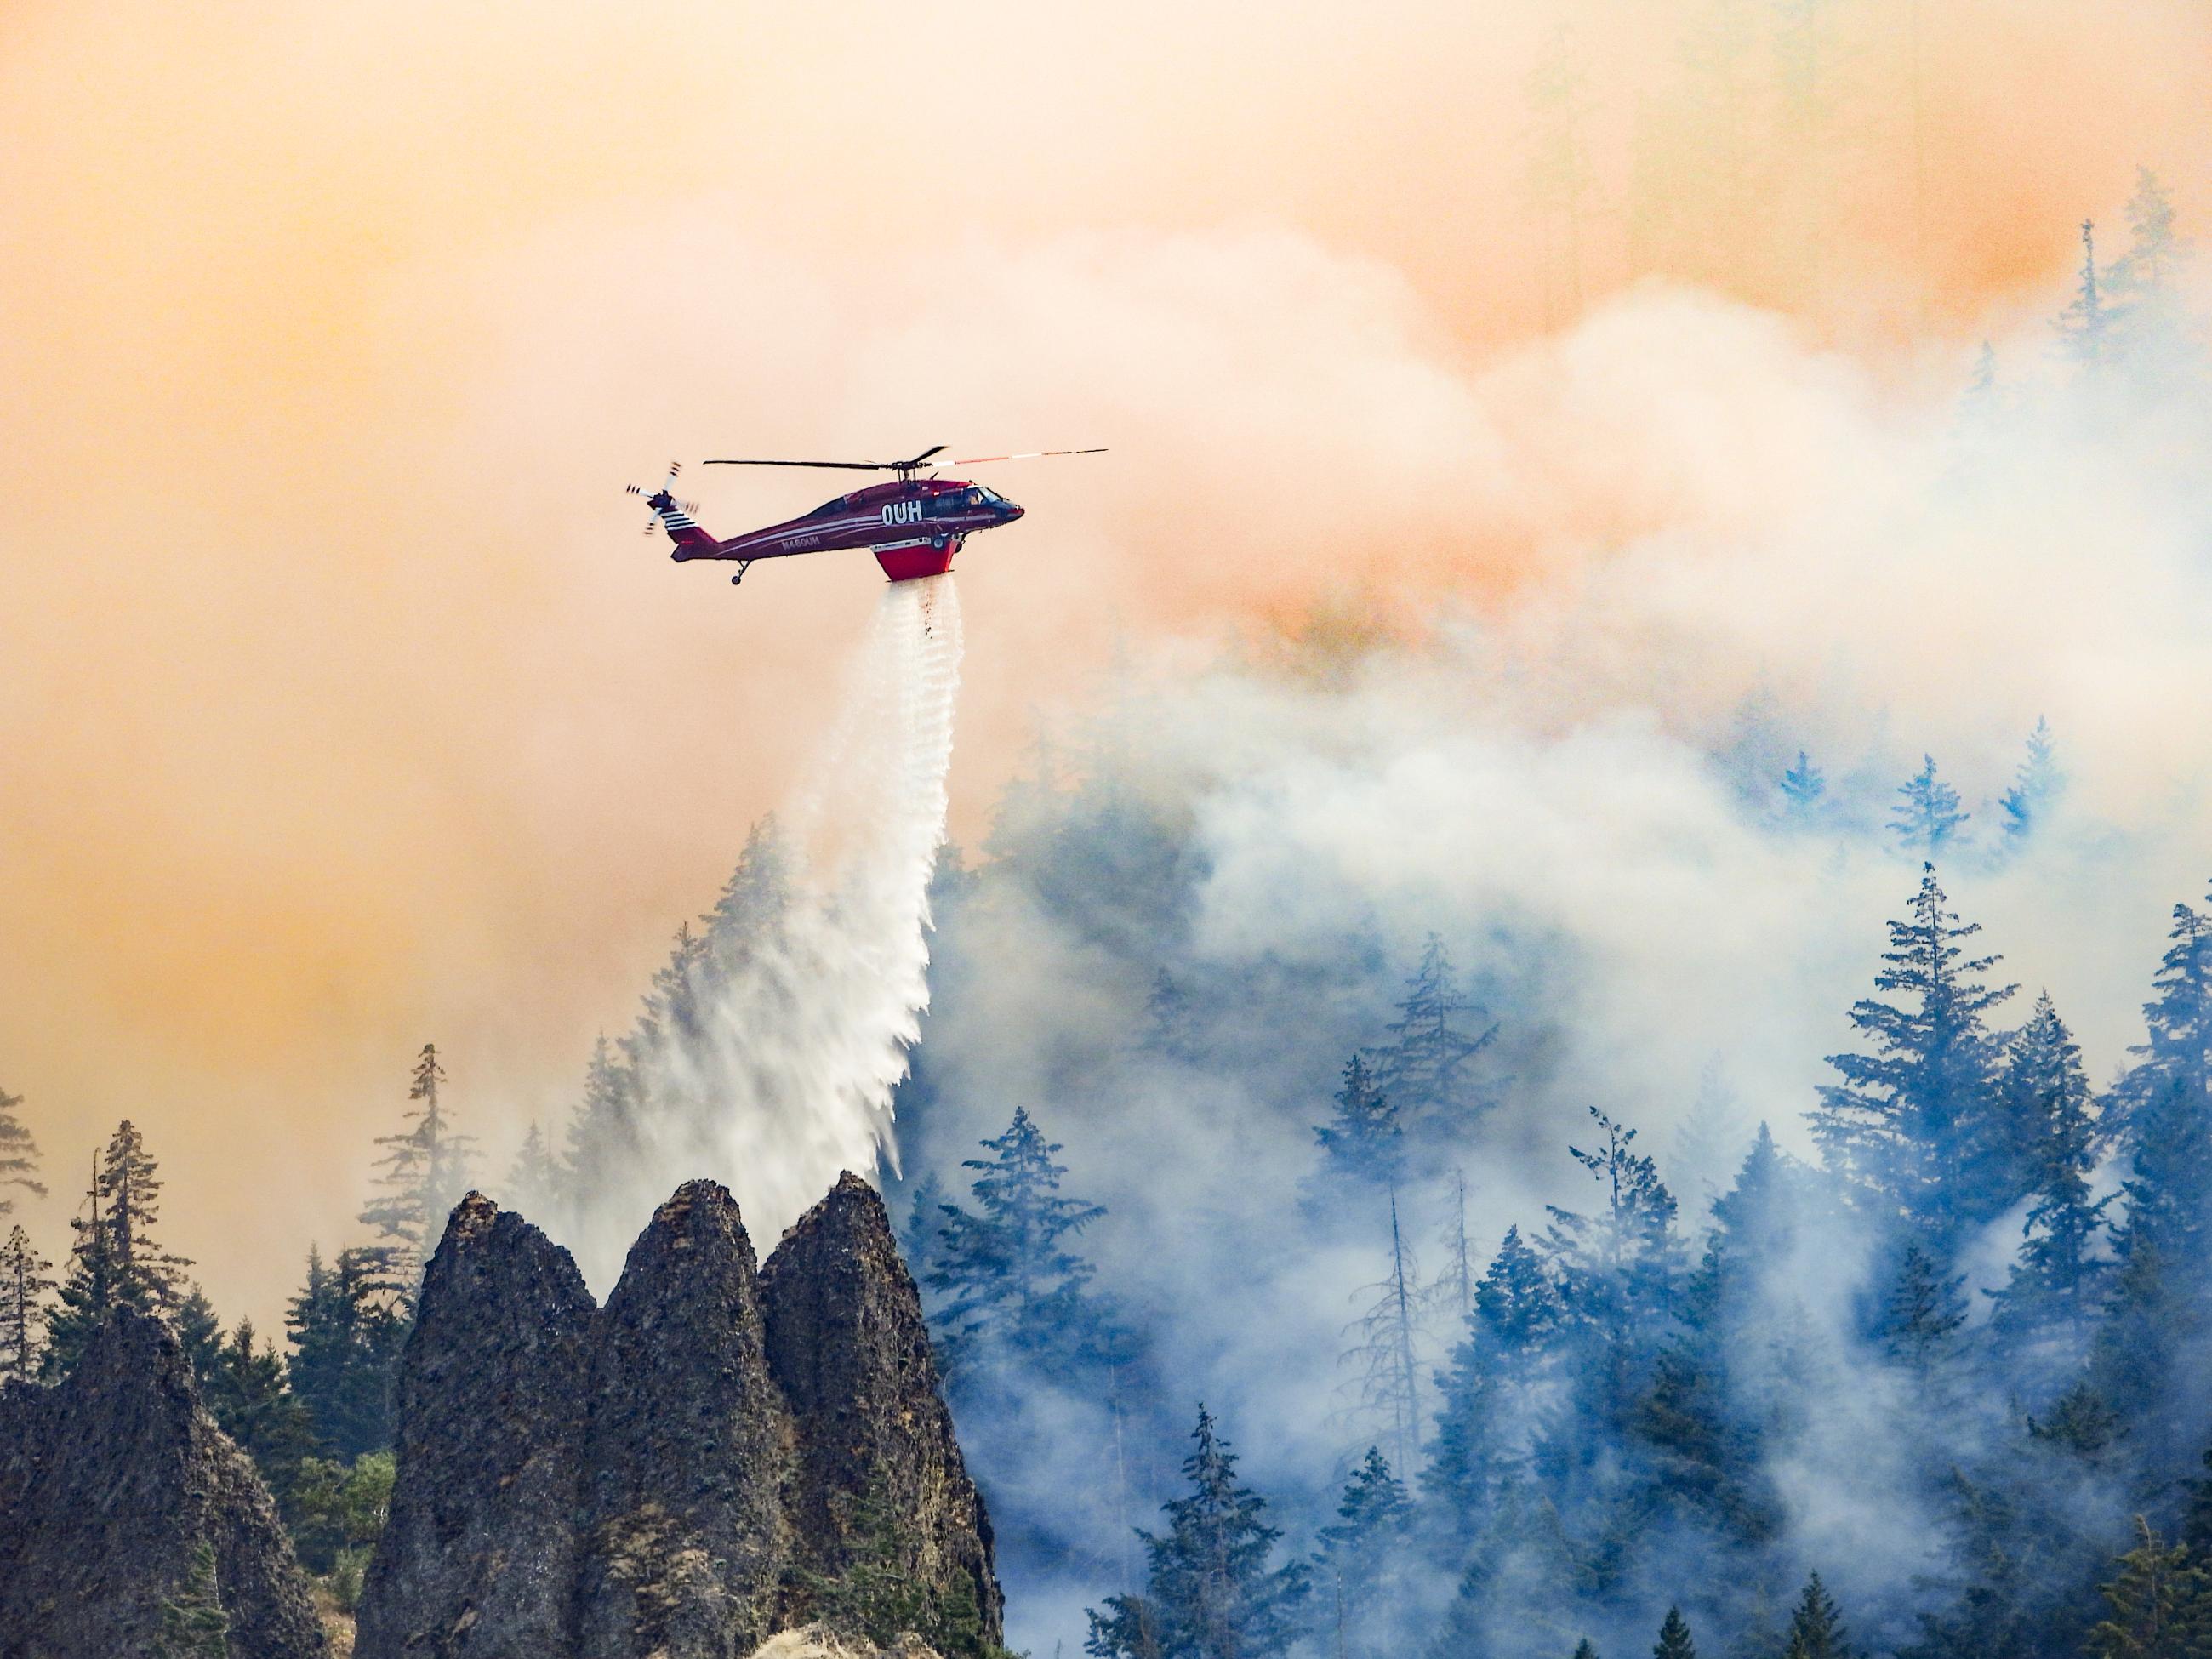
left=354, top=1194, right=598, bottom=1659
left=355, top=1173, right=1000, bottom=1659
left=0, top=1304, right=327, bottom=1659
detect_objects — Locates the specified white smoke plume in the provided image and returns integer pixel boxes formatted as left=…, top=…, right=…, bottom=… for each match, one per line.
left=567, top=574, right=963, bottom=1286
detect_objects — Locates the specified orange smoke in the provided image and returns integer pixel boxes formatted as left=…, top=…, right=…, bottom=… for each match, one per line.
left=1, top=0, right=2208, bottom=1321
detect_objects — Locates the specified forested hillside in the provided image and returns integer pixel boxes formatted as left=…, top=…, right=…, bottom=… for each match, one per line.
left=5, top=174, right=2212, bottom=1659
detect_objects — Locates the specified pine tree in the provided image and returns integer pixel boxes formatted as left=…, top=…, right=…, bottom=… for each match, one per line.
left=1370, top=936, right=1496, bottom=1142
left=1313, top=1054, right=1403, bottom=1194
left=154, top=1538, right=231, bottom=1658
left=2086, top=1519, right=2212, bottom=1659
left=43, top=1150, right=115, bottom=1377
left=1425, top=1167, right=1478, bottom=1325
left=1988, top=995, right=2109, bottom=1348
left=1571, top=1643, right=1599, bottom=1659
left=1312, top=1448, right=1411, bottom=1659
left=1998, top=719, right=2066, bottom=847
left=1814, top=864, right=2017, bottom=1238
left=286, top=1245, right=404, bottom=1459
left=1784, top=1573, right=1854, bottom=1659
left=204, top=1319, right=316, bottom=1512
left=703, top=816, right=791, bottom=978
left=1780, top=750, right=1827, bottom=818
left=44, top=1126, right=191, bottom=1376
left=563, top=1035, right=638, bottom=1198
left=931, top=1107, right=1114, bottom=1367
left=101, top=1120, right=190, bottom=1305
left=1653, top=1605, right=1696, bottom=1659
left=1086, top=1407, right=1309, bottom=1659
left=1890, top=756, right=1969, bottom=856
left=1339, top=1193, right=1424, bottom=1478
left=2107, top=169, right=2193, bottom=372
left=1878, top=1240, right=1967, bottom=1373
left=1543, top=1107, right=1680, bottom=1353
left=174, top=1285, right=224, bottom=1384
left=0, top=1225, right=54, bottom=1382
left=2055, top=219, right=2112, bottom=372
left=0, top=1085, right=42, bottom=1216
left=1670, top=1063, right=1753, bottom=1216
left=360, top=1043, right=477, bottom=1303
left=502, top=1122, right=560, bottom=1223
left=901, top=1172, right=949, bottom=1291
left=2123, top=891, right=2212, bottom=1121
left=1427, top=1223, right=1563, bottom=1541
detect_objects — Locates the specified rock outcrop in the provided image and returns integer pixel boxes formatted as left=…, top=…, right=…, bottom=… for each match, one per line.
left=355, top=1194, right=598, bottom=1659
left=761, top=1174, right=1001, bottom=1645
left=573, top=1179, right=796, bottom=1657
left=0, top=1305, right=327, bottom=1659
left=355, top=1172, right=1000, bottom=1659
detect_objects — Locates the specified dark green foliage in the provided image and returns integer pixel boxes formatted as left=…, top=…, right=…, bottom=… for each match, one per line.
left=2127, top=895, right=2212, bottom=1111
left=154, top=1539, right=231, bottom=1658
left=929, top=1105, right=1120, bottom=1372
left=0, top=1224, right=54, bottom=1382
left=1369, top=935, right=1496, bottom=1143
left=1312, top=1448, right=1411, bottom=1659
left=1890, top=756, right=1969, bottom=855
left=1653, top=1605, right=1696, bottom=1659
left=203, top=1320, right=316, bottom=1514
left=1782, top=1574, right=1852, bottom=1659
left=45, top=1125, right=192, bottom=1377
left=799, top=1479, right=1008, bottom=1659
left=1878, top=1240, right=1966, bottom=1373
left=2085, top=1520, right=2212, bottom=1659
left=286, top=1450, right=395, bottom=1576
left=1312, top=1052, right=1402, bottom=1193
left=1543, top=1107, right=1679, bottom=1351
left=1989, top=995, right=2109, bottom=1349
left=0, top=1085, right=42, bottom=1215
left=1086, top=1407, right=1308, bottom=1659
left=286, top=1245, right=404, bottom=1459
left=174, top=1285, right=224, bottom=1385
left=1902, top=1457, right=2120, bottom=1659
left=1426, top=1224, right=1561, bottom=1541
left=1813, top=864, right=2016, bottom=1239
left=360, top=1044, right=477, bottom=1303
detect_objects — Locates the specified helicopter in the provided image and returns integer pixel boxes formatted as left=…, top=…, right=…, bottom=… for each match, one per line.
left=626, top=443, right=1105, bottom=585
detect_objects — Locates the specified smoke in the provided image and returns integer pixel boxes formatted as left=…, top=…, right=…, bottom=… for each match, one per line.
left=881, top=259, right=2212, bottom=1650
left=567, top=576, right=962, bottom=1286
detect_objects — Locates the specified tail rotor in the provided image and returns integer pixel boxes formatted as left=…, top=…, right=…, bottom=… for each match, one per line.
left=625, top=462, right=701, bottom=535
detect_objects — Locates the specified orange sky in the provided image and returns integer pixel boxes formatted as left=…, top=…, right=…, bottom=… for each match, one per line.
left=3, top=0, right=2209, bottom=1322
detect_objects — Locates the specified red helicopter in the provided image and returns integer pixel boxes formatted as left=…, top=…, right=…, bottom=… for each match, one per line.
left=627, top=443, right=1104, bottom=585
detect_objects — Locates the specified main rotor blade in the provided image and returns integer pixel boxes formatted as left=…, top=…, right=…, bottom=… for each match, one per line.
left=948, top=448, right=1109, bottom=465
left=896, top=443, right=947, bottom=470
left=702, top=459, right=893, bottom=471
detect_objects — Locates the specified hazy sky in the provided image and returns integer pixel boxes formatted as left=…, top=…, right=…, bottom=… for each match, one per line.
left=3, top=0, right=2209, bottom=1321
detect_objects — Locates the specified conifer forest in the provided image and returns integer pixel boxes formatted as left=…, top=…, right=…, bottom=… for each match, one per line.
left=11, top=4, right=2212, bottom=1659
